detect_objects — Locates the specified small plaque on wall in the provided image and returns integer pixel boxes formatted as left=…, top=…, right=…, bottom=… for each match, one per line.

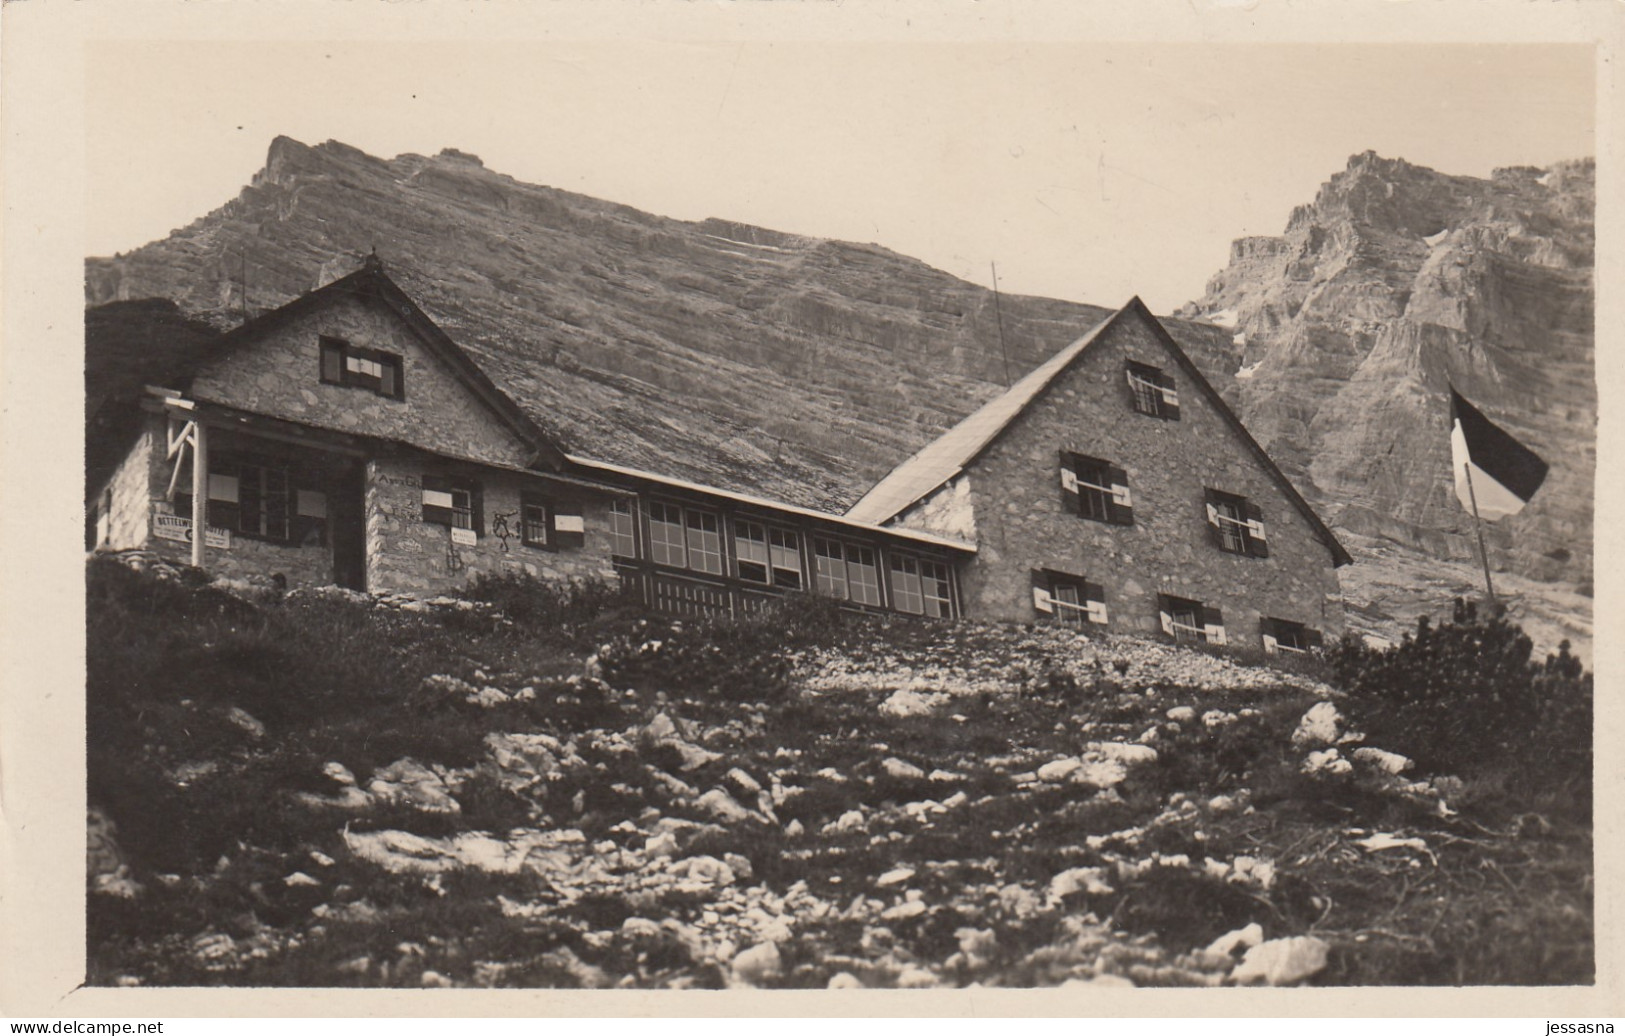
left=450, top=527, right=478, bottom=547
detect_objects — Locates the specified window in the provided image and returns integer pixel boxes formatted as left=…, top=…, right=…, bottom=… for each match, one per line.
left=1261, top=617, right=1322, bottom=655
left=1031, top=570, right=1107, bottom=627
left=610, top=499, right=638, bottom=558
left=1159, top=595, right=1225, bottom=645
left=1204, top=489, right=1269, bottom=558
left=520, top=493, right=549, bottom=548
left=735, top=521, right=771, bottom=583
left=1060, top=453, right=1133, bottom=526
left=888, top=554, right=952, bottom=617
left=815, top=540, right=883, bottom=606
left=422, top=475, right=480, bottom=535
left=648, top=501, right=687, bottom=567
left=319, top=336, right=404, bottom=401
left=735, top=521, right=805, bottom=588
left=205, top=457, right=293, bottom=540
left=814, top=538, right=849, bottom=598
left=1125, top=361, right=1179, bottom=420
left=685, top=509, right=723, bottom=575
left=769, top=528, right=803, bottom=589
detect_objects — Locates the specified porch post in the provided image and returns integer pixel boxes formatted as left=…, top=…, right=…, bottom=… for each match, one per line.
left=191, top=420, right=209, bottom=568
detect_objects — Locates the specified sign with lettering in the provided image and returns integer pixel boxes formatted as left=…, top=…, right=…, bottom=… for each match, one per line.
left=153, top=512, right=233, bottom=549
left=450, top=526, right=478, bottom=547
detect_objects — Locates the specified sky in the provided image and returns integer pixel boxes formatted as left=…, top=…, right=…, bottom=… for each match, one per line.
left=85, top=40, right=1595, bottom=313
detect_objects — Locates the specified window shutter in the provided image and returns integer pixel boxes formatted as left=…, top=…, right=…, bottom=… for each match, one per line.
left=1201, top=605, right=1226, bottom=646
left=1243, top=500, right=1269, bottom=558
left=469, top=483, right=484, bottom=539
left=1259, top=616, right=1279, bottom=655
left=552, top=505, right=586, bottom=549
left=421, top=476, right=456, bottom=527
left=1157, top=372, right=1180, bottom=420
left=1158, top=596, right=1175, bottom=636
left=1084, top=580, right=1108, bottom=625
left=1203, top=489, right=1226, bottom=550
left=1106, top=464, right=1133, bottom=525
left=1059, top=452, right=1081, bottom=515
left=1304, top=627, right=1324, bottom=651
left=1031, top=570, right=1054, bottom=614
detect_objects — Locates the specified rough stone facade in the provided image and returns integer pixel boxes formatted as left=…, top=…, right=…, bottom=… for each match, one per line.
left=897, top=476, right=976, bottom=542
left=364, top=455, right=620, bottom=595
left=188, top=292, right=533, bottom=469
left=98, top=420, right=159, bottom=550
left=895, top=311, right=1345, bottom=645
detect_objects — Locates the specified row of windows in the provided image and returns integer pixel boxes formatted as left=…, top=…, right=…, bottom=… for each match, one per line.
left=637, top=499, right=951, bottom=616
left=1061, top=452, right=1271, bottom=559
left=1034, top=569, right=1320, bottom=653
left=176, top=454, right=328, bottom=545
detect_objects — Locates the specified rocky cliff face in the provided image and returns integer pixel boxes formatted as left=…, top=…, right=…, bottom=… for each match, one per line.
left=86, top=136, right=1236, bottom=512
left=1180, top=152, right=1593, bottom=585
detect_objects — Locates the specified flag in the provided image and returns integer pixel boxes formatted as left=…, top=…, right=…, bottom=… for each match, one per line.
left=1449, top=387, right=1548, bottom=520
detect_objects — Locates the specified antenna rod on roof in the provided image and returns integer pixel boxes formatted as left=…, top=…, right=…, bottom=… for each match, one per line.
left=990, top=261, right=1013, bottom=388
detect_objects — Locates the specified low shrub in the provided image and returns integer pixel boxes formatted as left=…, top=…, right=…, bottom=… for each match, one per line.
left=1325, top=599, right=1592, bottom=809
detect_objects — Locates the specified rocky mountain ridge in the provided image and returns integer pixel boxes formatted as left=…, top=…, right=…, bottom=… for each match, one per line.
left=86, top=136, right=1237, bottom=513
left=1179, top=151, right=1593, bottom=585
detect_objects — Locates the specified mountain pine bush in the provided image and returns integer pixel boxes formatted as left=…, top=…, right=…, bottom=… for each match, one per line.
left=1324, top=599, right=1591, bottom=809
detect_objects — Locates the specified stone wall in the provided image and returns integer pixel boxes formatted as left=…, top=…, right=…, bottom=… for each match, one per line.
left=908, top=311, right=1344, bottom=644
left=365, top=455, right=621, bottom=595
left=188, top=292, right=533, bottom=468
left=98, top=416, right=160, bottom=550
left=895, top=475, right=977, bottom=542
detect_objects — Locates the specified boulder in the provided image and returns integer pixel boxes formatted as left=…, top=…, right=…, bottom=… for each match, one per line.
left=879, top=688, right=948, bottom=718
left=1037, top=758, right=1083, bottom=783
left=1231, top=936, right=1329, bottom=986
left=1352, top=747, right=1414, bottom=775
left=1291, top=702, right=1344, bottom=747
left=731, top=942, right=783, bottom=987
left=695, top=788, right=755, bottom=824
left=1047, top=866, right=1114, bottom=899
left=367, top=758, right=460, bottom=814
left=881, top=757, right=926, bottom=780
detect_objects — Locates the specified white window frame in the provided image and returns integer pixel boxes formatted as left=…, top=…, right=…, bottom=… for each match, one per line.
left=610, top=498, right=638, bottom=558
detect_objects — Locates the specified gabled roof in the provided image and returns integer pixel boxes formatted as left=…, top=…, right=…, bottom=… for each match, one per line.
left=566, top=453, right=977, bottom=554
left=200, top=254, right=569, bottom=470
left=846, top=297, right=1352, bottom=567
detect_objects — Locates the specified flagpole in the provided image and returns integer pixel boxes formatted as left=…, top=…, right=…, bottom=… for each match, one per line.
left=1462, top=460, right=1497, bottom=604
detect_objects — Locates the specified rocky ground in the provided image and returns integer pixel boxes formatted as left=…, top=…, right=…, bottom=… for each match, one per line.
left=86, top=555, right=1593, bottom=989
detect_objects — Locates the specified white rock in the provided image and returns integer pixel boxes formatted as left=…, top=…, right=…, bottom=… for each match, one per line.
left=1165, top=706, right=1196, bottom=723
left=822, top=810, right=867, bottom=835
left=896, top=965, right=938, bottom=988
left=1048, top=866, right=1114, bottom=899
left=876, top=867, right=916, bottom=888
left=827, top=971, right=864, bottom=989
left=726, top=767, right=762, bottom=795
left=1302, top=748, right=1353, bottom=777
left=928, top=769, right=963, bottom=783
left=1352, top=747, right=1414, bottom=775
left=1037, top=758, right=1083, bottom=782
left=882, top=757, right=926, bottom=780
left=784, top=819, right=806, bottom=839
left=645, top=831, right=679, bottom=858
left=1231, top=936, right=1330, bottom=986
left=882, top=899, right=928, bottom=921
left=1202, top=710, right=1239, bottom=729
left=1354, top=832, right=1429, bottom=854
left=1207, top=795, right=1238, bottom=814
left=1292, top=702, right=1344, bottom=747
left=731, top=942, right=783, bottom=986
left=671, top=854, right=735, bottom=885
left=283, top=871, right=320, bottom=888
left=941, top=791, right=969, bottom=809
left=695, top=789, right=754, bottom=824
left=1205, top=922, right=1264, bottom=957
left=1087, top=742, right=1158, bottom=767
left=226, top=706, right=266, bottom=738
left=879, top=688, right=948, bottom=718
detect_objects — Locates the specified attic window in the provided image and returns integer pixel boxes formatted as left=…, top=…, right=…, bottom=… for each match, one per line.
left=1126, top=361, right=1179, bottom=420
left=1261, top=617, right=1322, bottom=655
left=1204, top=488, right=1269, bottom=558
left=1060, top=452, right=1133, bottom=525
left=320, top=336, right=404, bottom=401
left=1159, top=594, right=1225, bottom=645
